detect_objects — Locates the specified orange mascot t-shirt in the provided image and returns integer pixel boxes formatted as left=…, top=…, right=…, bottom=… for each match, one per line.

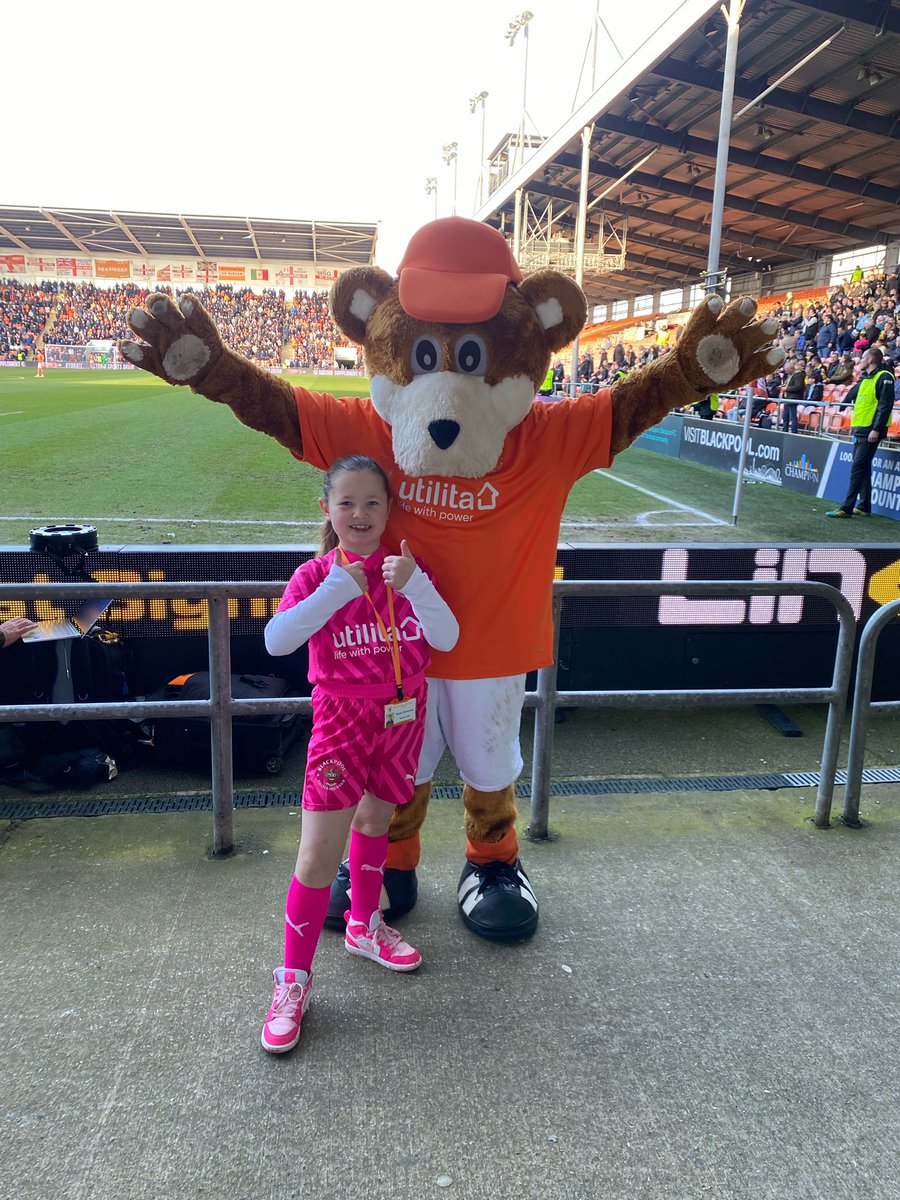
left=294, top=387, right=613, bottom=680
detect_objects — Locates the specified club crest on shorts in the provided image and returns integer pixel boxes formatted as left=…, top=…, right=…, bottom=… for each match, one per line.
left=315, top=757, right=347, bottom=789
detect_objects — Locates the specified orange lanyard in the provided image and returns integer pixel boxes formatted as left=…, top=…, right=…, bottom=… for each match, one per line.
left=337, top=548, right=404, bottom=700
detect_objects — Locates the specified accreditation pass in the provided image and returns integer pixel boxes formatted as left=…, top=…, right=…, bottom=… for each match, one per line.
left=384, top=697, right=417, bottom=727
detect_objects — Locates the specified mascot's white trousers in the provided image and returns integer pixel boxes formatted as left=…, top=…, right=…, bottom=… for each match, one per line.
left=378, top=672, right=536, bottom=939
left=416, top=675, right=526, bottom=790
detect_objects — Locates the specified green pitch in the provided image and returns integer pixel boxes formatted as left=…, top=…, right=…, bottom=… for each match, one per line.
left=2, top=368, right=898, bottom=546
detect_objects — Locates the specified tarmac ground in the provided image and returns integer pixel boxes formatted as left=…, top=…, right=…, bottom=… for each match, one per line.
left=3, top=704, right=900, bottom=1200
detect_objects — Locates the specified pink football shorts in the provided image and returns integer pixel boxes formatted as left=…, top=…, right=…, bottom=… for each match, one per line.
left=302, top=680, right=427, bottom=812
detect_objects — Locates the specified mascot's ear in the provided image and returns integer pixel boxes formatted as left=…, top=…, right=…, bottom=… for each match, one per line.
left=331, top=267, right=395, bottom=344
left=517, top=270, right=587, bottom=353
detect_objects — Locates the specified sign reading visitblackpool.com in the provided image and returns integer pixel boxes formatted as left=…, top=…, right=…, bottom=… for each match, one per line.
left=636, top=415, right=900, bottom=516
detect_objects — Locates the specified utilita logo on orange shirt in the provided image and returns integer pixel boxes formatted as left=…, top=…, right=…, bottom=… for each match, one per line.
left=397, top=479, right=499, bottom=520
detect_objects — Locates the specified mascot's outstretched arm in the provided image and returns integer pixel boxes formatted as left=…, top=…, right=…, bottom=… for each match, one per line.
left=609, top=294, right=783, bottom=454
left=119, top=294, right=302, bottom=455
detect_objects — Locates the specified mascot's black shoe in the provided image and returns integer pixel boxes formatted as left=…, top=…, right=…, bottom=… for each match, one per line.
left=323, top=859, right=419, bottom=931
left=457, top=858, right=539, bottom=942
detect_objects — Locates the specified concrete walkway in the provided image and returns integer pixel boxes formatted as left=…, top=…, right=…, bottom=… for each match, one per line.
left=3, top=708, right=900, bottom=1199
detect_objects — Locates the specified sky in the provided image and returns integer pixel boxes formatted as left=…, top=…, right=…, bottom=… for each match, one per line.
left=9, top=0, right=677, bottom=273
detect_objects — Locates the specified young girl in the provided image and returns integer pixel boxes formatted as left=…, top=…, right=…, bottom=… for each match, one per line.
left=260, top=454, right=458, bottom=1054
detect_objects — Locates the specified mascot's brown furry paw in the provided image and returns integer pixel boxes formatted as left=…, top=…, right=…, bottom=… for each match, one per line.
left=122, top=216, right=782, bottom=944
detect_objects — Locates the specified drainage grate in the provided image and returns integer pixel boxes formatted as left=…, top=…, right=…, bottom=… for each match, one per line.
left=5, top=767, right=900, bottom=822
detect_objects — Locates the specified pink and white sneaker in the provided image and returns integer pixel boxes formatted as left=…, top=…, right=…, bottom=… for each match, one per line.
left=344, top=911, right=422, bottom=972
left=260, top=967, right=313, bottom=1054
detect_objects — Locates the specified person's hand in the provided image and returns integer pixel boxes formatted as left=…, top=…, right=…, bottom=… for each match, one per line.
left=0, top=616, right=38, bottom=647
left=868, top=429, right=881, bottom=443
left=339, top=561, right=368, bottom=593
left=383, top=541, right=417, bottom=590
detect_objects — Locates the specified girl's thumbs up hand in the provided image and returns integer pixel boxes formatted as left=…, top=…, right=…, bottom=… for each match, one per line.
left=383, top=541, right=417, bottom=590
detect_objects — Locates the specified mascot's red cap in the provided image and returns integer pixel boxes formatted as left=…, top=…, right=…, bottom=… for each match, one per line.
left=396, top=216, right=523, bottom=324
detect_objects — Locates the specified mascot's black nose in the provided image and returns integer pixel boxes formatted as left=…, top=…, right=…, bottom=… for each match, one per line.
left=428, top=420, right=460, bottom=449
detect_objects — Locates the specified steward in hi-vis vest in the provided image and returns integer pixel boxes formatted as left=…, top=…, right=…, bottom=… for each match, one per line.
left=826, top=347, right=896, bottom=519
left=850, top=367, right=895, bottom=433
left=693, top=392, right=720, bottom=420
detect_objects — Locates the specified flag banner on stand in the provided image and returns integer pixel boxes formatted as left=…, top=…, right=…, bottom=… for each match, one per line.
left=276, top=265, right=310, bottom=287
left=26, top=256, right=56, bottom=274
left=0, top=255, right=26, bottom=273
left=56, top=257, right=93, bottom=277
left=315, top=268, right=339, bottom=286
left=196, top=261, right=218, bottom=283
left=95, top=259, right=131, bottom=279
left=219, top=264, right=245, bottom=282
left=250, top=268, right=269, bottom=281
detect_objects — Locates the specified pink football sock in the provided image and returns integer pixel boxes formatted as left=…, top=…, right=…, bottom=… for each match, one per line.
left=348, top=829, right=389, bottom=926
left=283, top=875, right=331, bottom=973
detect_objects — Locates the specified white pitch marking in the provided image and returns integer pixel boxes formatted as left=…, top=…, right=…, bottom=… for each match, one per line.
left=0, top=411, right=26, bottom=416
left=1, top=471, right=726, bottom=533
left=0, top=511, right=719, bottom=531
left=596, top=469, right=729, bottom=526
left=0, top=515, right=322, bottom=528
left=635, top=510, right=722, bottom=527
left=560, top=517, right=715, bottom=529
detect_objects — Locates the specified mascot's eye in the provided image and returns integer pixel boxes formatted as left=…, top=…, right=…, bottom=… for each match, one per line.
left=454, top=335, right=487, bottom=376
left=411, top=336, right=441, bottom=374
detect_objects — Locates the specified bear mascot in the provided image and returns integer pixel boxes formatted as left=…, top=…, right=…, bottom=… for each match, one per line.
left=121, top=216, right=782, bottom=942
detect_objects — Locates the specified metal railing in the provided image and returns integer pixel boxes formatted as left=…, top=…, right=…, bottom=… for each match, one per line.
left=0, top=582, right=300, bottom=855
left=526, top=579, right=856, bottom=837
left=0, top=577, right=856, bottom=853
left=842, top=598, right=900, bottom=828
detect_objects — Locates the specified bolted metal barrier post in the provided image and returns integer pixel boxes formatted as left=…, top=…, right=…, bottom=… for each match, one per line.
left=528, top=591, right=562, bottom=841
left=207, top=596, right=235, bottom=856
left=813, top=590, right=856, bottom=827
left=842, top=599, right=900, bottom=827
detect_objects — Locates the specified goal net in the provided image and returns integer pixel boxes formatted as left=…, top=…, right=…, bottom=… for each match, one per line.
left=44, top=340, right=133, bottom=369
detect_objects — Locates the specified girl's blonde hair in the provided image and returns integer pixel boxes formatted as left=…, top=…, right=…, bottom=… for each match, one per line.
left=318, top=455, right=392, bottom=556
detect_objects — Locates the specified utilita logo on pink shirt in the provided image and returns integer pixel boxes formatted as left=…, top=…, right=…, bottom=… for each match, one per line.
left=332, top=614, right=422, bottom=652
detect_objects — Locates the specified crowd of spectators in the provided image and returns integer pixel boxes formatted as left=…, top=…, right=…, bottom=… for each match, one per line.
left=557, top=266, right=900, bottom=427
left=0, top=278, right=355, bottom=369
left=3, top=265, right=899, bottom=406
left=284, top=290, right=354, bottom=370
left=764, top=268, right=899, bottom=368
left=741, top=268, right=900, bottom=427
left=190, top=286, right=286, bottom=366
left=546, top=341, right=639, bottom=394
left=0, top=281, right=60, bottom=359
left=50, top=282, right=150, bottom=345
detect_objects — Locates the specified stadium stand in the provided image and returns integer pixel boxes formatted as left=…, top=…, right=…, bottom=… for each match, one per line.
left=50, top=283, right=150, bottom=346
left=0, top=280, right=59, bottom=361
left=2, top=264, right=896, bottom=435
left=576, top=266, right=900, bottom=436
left=0, top=279, right=354, bottom=371
left=285, top=291, right=354, bottom=371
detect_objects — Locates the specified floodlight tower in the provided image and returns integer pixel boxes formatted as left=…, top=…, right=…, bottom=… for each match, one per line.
left=424, top=176, right=438, bottom=219
left=442, top=143, right=459, bottom=216
left=469, top=91, right=489, bottom=209
left=505, top=10, right=534, bottom=175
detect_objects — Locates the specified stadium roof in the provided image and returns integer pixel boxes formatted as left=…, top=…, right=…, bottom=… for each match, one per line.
left=0, top=207, right=378, bottom=266
left=475, top=0, right=900, bottom=304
